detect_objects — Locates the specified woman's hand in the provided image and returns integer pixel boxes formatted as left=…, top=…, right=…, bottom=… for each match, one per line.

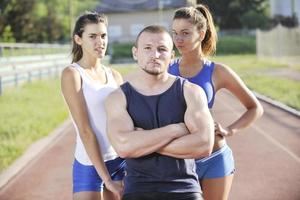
left=214, top=122, right=233, bottom=137
left=104, top=179, right=123, bottom=200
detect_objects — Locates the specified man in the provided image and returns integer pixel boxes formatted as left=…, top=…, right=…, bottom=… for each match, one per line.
left=105, top=25, right=214, bottom=200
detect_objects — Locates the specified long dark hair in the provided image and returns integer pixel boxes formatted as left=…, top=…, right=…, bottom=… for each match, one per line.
left=173, top=4, right=217, bottom=56
left=71, top=11, right=108, bottom=63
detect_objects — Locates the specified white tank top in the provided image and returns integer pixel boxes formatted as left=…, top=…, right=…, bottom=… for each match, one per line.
left=71, top=63, right=119, bottom=165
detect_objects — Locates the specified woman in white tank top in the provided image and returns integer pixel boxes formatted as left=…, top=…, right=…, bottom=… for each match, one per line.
left=61, top=11, right=124, bottom=200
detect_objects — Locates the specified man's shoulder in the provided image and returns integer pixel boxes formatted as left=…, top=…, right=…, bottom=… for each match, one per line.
left=184, top=80, right=204, bottom=93
left=183, top=81, right=207, bottom=104
left=105, top=87, right=125, bottom=106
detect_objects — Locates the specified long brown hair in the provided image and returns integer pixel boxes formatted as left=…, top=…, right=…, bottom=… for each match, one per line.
left=71, top=11, right=108, bottom=63
left=173, top=4, right=217, bottom=56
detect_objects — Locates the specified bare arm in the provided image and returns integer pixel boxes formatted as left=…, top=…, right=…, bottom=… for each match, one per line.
left=158, top=82, right=214, bottom=159
left=111, top=67, right=123, bottom=86
left=213, top=64, right=264, bottom=136
left=105, top=88, right=189, bottom=158
left=61, top=66, right=115, bottom=187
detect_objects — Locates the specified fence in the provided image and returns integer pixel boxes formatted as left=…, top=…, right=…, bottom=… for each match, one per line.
left=256, top=24, right=300, bottom=64
left=0, top=43, right=70, bottom=57
left=0, top=43, right=71, bottom=95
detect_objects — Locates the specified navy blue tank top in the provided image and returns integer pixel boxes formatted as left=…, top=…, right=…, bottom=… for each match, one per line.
left=168, top=59, right=215, bottom=108
left=120, top=77, right=200, bottom=194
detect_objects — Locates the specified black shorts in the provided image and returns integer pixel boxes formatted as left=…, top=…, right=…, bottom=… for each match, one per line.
left=123, top=192, right=203, bottom=200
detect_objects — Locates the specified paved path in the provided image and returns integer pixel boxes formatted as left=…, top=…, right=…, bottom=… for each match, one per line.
left=0, top=91, right=299, bottom=200
left=0, top=124, right=74, bottom=200
left=213, top=91, right=300, bottom=200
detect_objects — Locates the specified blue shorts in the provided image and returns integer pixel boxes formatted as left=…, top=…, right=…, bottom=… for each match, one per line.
left=196, top=144, right=235, bottom=180
left=73, top=157, right=126, bottom=193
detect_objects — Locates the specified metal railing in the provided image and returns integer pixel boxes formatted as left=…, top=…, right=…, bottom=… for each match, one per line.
left=0, top=54, right=71, bottom=95
left=0, top=43, right=72, bottom=95
left=0, top=43, right=70, bottom=57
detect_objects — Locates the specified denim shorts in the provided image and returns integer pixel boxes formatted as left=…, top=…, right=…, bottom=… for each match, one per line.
left=196, top=144, right=235, bottom=180
left=73, top=157, right=126, bottom=193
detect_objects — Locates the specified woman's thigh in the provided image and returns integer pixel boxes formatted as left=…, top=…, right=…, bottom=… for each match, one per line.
left=73, top=191, right=101, bottom=200
left=201, top=174, right=234, bottom=200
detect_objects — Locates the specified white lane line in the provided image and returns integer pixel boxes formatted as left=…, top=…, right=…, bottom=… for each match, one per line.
left=219, top=94, right=300, bottom=165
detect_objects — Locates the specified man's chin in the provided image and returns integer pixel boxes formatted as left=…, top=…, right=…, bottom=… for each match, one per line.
left=142, top=68, right=163, bottom=76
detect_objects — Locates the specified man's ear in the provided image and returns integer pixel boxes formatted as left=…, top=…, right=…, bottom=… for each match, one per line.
left=74, top=34, right=82, bottom=45
left=132, top=46, right=138, bottom=60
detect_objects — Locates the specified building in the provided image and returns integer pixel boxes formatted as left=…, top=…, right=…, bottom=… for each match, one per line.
left=96, top=0, right=196, bottom=43
left=270, top=0, right=300, bottom=22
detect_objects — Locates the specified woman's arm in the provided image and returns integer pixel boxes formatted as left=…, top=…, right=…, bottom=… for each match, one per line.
left=212, top=63, right=264, bottom=136
left=61, top=66, right=120, bottom=192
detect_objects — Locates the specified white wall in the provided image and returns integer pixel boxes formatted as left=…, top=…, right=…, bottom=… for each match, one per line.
left=106, top=9, right=175, bottom=43
left=270, top=0, right=300, bottom=21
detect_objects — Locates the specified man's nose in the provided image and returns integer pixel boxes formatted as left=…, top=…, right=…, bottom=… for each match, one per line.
left=150, top=49, right=160, bottom=58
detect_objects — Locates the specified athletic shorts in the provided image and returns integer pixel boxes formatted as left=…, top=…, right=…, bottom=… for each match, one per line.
left=196, top=144, right=235, bottom=180
left=123, top=192, right=203, bottom=200
left=73, top=157, right=126, bottom=193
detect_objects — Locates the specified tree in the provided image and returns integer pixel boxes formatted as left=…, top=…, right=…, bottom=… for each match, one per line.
left=0, top=0, right=35, bottom=42
left=198, top=0, right=269, bottom=29
left=0, top=0, right=103, bottom=43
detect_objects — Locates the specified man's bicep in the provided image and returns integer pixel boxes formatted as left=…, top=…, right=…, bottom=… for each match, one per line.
left=184, top=83, right=211, bottom=132
left=107, top=107, right=134, bottom=136
left=105, top=91, right=134, bottom=142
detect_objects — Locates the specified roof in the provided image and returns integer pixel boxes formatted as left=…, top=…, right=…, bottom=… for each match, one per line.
left=96, top=0, right=192, bottom=13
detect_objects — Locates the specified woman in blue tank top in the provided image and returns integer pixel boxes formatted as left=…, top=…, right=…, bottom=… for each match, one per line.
left=168, top=4, right=264, bottom=200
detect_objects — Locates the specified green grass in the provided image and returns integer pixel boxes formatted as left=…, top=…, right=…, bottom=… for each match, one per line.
left=109, top=43, right=133, bottom=60
left=0, top=78, right=68, bottom=172
left=210, top=54, right=285, bottom=73
left=217, top=36, right=256, bottom=55
left=210, top=55, right=300, bottom=110
left=111, top=64, right=138, bottom=75
left=245, top=75, right=300, bottom=110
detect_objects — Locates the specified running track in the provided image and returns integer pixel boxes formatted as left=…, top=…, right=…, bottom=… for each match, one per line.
left=0, top=91, right=299, bottom=200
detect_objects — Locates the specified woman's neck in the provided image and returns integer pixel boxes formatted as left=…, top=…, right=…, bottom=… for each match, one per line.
left=180, top=49, right=204, bottom=68
left=180, top=54, right=204, bottom=68
left=78, top=56, right=101, bottom=69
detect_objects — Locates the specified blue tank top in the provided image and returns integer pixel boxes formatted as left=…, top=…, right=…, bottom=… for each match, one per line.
left=168, top=59, right=215, bottom=108
left=120, top=77, right=200, bottom=194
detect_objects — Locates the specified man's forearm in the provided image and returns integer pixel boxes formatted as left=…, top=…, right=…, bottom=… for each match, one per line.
left=158, top=131, right=213, bottom=159
left=113, top=123, right=188, bottom=158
